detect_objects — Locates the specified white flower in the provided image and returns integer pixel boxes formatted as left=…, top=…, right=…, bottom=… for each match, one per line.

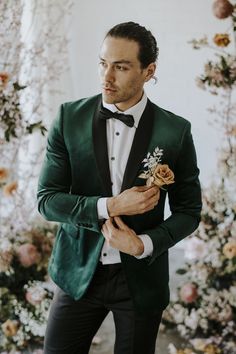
left=190, top=338, right=211, bottom=351
left=184, top=237, right=207, bottom=260
left=177, top=324, right=188, bottom=336
left=168, top=343, right=177, bottom=354
left=184, top=309, right=199, bottom=330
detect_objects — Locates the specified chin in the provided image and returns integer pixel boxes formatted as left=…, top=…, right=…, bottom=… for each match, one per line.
left=102, top=94, right=117, bottom=104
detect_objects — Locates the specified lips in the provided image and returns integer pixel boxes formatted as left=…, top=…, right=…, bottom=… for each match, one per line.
left=102, top=86, right=117, bottom=93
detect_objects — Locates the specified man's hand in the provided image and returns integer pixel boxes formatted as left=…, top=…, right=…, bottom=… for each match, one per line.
left=107, top=185, right=160, bottom=217
left=101, top=216, right=144, bottom=256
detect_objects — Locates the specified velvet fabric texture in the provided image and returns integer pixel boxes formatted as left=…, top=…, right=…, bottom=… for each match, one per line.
left=37, top=94, right=202, bottom=314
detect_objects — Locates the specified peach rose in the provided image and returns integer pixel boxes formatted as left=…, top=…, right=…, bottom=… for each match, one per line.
left=212, top=0, right=234, bottom=19
left=17, top=243, right=41, bottom=267
left=213, top=33, right=230, bottom=47
left=0, top=167, right=9, bottom=182
left=152, top=164, right=175, bottom=188
left=180, top=283, right=198, bottom=303
left=3, top=181, right=18, bottom=196
left=0, top=72, right=9, bottom=89
left=223, top=240, right=236, bottom=259
left=1, top=319, right=19, bottom=337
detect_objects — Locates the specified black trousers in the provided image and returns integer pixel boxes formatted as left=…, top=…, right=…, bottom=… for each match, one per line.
left=44, top=262, right=163, bottom=354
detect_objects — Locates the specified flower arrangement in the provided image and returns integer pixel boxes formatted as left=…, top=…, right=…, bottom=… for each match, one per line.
left=163, top=1, right=236, bottom=353
left=0, top=224, right=57, bottom=353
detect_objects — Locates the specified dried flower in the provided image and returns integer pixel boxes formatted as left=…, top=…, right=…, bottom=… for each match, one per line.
left=223, top=240, right=236, bottom=259
left=0, top=167, right=9, bottom=182
left=3, top=181, right=18, bottom=196
left=226, top=124, right=236, bottom=136
left=213, top=33, right=230, bottom=47
left=212, top=0, right=234, bottom=19
left=0, top=249, right=13, bottom=272
left=180, top=283, right=198, bottom=303
left=1, top=319, right=19, bottom=337
left=139, top=147, right=175, bottom=190
left=0, top=72, right=9, bottom=89
left=17, top=243, right=41, bottom=267
left=151, top=164, right=175, bottom=188
left=204, top=344, right=221, bottom=354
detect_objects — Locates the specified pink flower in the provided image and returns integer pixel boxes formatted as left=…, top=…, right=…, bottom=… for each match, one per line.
left=17, top=243, right=41, bottom=267
left=212, top=0, right=234, bottom=19
left=180, top=283, right=198, bottom=303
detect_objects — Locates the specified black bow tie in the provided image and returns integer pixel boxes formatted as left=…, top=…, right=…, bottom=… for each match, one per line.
left=99, top=106, right=134, bottom=127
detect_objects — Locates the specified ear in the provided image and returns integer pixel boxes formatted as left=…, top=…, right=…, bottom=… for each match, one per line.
left=144, top=63, right=156, bottom=82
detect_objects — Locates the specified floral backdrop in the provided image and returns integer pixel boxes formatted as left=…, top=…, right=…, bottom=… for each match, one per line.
left=0, top=1, right=73, bottom=353
left=164, top=1, right=236, bottom=353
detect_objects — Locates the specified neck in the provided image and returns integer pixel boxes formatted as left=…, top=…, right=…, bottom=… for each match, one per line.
left=115, top=91, right=144, bottom=112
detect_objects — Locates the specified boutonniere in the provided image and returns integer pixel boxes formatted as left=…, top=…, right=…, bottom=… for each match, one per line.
left=139, top=147, right=175, bottom=190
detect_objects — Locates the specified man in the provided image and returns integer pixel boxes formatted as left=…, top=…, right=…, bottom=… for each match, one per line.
left=37, top=21, right=202, bottom=354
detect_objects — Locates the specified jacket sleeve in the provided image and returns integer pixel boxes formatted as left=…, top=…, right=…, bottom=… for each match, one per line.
left=144, top=121, right=202, bottom=265
left=37, top=105, right=101, bottom=233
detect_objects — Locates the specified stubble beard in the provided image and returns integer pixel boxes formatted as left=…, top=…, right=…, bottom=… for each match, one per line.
left=102, top=85, right=141, bottom=106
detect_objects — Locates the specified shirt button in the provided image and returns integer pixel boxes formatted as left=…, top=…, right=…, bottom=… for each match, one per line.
left=111, top=157, right=115, bottom=161
left=116, top=132, right=120, bottom=136
left=103, top=253, right=107, bottom=257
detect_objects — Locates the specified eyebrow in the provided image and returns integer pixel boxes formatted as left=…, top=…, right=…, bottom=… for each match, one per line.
left=99, top=57, right=132, bottom=65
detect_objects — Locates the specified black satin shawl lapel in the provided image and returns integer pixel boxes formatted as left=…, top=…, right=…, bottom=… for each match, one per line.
left=121, top=99, right=154, bottom=192
left=92, top=96, right=112, bottom=196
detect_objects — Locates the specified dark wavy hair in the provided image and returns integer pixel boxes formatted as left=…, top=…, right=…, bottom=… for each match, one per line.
left=106, top=21, right=159, bottom=69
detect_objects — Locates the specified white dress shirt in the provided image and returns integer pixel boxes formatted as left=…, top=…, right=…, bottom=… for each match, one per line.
left=97, top=92, right=154, bottom=264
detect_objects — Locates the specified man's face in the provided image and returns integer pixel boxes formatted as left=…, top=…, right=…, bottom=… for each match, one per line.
left=99, top=36, right=155, bottom=111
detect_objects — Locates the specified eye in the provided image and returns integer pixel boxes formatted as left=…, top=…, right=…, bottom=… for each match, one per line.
left=99, top=61, right=107, bottom=68
left=116, top=65, right=128, bottom=71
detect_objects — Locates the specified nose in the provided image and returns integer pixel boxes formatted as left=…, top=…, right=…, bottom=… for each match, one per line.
left=104, top=66, right=115, bottom=83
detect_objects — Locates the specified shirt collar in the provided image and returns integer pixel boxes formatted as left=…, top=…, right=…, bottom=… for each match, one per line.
left=102, top=92, right=148, bottom=128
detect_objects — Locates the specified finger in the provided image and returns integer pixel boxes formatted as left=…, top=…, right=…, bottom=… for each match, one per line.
left=143, top=186, right=160, bottom=199
left=133, top=185, right=152, bottom=192
left=139, top=194, right=160, bottom=212
left=106, top=217, right=117, bottom=231
left=114, top=216, right=127, bottom=230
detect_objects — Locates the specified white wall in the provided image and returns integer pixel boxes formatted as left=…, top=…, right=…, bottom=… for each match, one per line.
left=64, top=0, right=233, bottom=188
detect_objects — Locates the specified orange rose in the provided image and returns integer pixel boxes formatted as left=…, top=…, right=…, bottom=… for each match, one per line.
left=1, top=319, right=19, bottom=337
left=213, top=33, right=230, bottom=47
left=3, top=181, right=18, bottom=196
left=0, top=72, right=9, bottom=89
left=0, top=167, right=9, bottom=182
left=223, top=241, right=236, bottom=259
left=152, top=164, right=175, bottom=188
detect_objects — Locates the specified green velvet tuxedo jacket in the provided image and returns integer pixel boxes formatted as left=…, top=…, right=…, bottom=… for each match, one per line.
left=37, top=94, right=202, bottom=314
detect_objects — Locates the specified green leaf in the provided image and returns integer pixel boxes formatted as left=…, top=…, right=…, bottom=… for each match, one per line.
left=176, top=268, right=187, bottom=275
left=13, top=82, right=27, bottom=91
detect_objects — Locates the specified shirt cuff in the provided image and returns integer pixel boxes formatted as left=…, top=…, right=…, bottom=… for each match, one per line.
left=135, top=234, right=153, bottom=259
left=97, top=198, right=109, bottom=220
